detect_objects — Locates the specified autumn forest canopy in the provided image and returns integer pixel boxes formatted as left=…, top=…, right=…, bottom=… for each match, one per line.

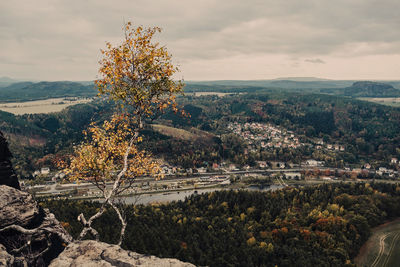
left=41, top=182, right=400, bottom=266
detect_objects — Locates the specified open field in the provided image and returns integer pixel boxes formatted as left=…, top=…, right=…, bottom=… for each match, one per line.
left=0, top=97, right=92, bottom=115
left=152, top=124, right=198, bottom=140
left=358, top=97, right=400, bottom=107
left=190, top=92, right=233, bottom=97
left=152, top=124, right=214, bottom=141
left=354, top=218, right=400, bottom=267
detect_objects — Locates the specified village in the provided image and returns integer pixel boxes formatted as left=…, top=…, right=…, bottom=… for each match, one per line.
left=227, top=122, right=304, bottom=151
left=227, top=121, right=347, bottom=153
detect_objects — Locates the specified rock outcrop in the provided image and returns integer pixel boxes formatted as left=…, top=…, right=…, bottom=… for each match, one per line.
left=0, top=185, right=73, bottom=266
left=0, top=244, right=14, bottom=266
left=0, top=185, right=38, bottom=227
left=0, top=131, right=20, bottom=189
left=0, top=185, right=195, bottom=267
left=344, top=81, right=400, bottom=97
left=49, top=240, right=195, bottom=267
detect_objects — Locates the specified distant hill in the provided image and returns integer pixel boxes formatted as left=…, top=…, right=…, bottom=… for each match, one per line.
left=271, top=77, right=333, bottom=81
left=186, top=79, right=355, bottom=91
left=0, top=81, right=97, bottom=102
left=1, top=82, right=34, bottom=90
left=344, top=81, right=400, bottom=97
left=186, top=79, right=400, bottom=93
left=0, top=77, right=25, bottom=87
left=0, top=76, right=17, bottom=83
left=1, top=78, right=399, bottom=102
left=269, top=79, right=353, bottom=89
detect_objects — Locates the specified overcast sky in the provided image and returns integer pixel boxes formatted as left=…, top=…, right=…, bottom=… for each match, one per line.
left=1, top=0, right=400, bottom=81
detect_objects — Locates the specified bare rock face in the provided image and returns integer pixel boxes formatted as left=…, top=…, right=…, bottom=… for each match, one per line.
left=0, top=185, right=73, bottom=266
left=0, top=244, right=14, bottom=266
left=0, top=131, right=20, bottom=190
left=49, top=240, right=196, bottom=267
left=0, top=185, right=38, bottom=227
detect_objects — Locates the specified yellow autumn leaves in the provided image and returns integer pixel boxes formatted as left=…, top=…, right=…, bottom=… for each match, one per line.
left=95, top=21, right=184, bottom=120
left=64, top=114, right=159, bottom=185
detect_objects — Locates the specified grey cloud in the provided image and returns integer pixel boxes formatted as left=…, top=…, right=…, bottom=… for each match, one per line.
left=152, top=0, right=400, bottom=61
left=1, top=0, right=400, bottom=80
left=305, top=59, right=325, bottom=64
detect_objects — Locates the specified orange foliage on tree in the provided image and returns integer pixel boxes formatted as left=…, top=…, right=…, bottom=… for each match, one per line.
left=95, top=21, right=184, bottom=124
left=280, top=227, right=288, bottom=234
left=300, top=229, right=311, bottom=241
left=271, top=228, right=281, bottom=241
left=314, top=216, right=346, bottom=233
left=65, top=114, right=160, bottom=188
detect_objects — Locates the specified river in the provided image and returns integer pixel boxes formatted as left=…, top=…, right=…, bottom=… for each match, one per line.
left=113, top=184, right=284, bottom=205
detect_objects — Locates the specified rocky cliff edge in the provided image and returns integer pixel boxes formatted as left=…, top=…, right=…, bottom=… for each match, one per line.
left=49, top=240, right=195, bottom=267
left=0, top=185, right=195, bottom=266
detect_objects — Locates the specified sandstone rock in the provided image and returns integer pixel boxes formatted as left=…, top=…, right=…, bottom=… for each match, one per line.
left=0, top=185, right=72, bottom=266
left=49, top=240, right=196, bottom=267
left=0, top=131, right=20, bottom=190
left=0, top=185, right=38, bottom=228
left=0, top=244, right=14, bottom=266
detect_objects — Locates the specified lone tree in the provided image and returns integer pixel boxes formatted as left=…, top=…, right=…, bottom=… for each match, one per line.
left=62, top=22, right=184, bottom=245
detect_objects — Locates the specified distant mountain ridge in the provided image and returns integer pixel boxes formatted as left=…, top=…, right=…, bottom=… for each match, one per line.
left=0, top=77, right=17, bottom=83
left=0, top=76, right=93, bottom=88
left=1, top=78, right=400, bottom=102
left=271, top=77, right=333, bottom=81
left=343, top=81, right=400, bottom=97
left=186, top=79, right=355, bottom=89
left=0, top=77, right=26, bottom=87
left=0, top=81, right=96, bottom=102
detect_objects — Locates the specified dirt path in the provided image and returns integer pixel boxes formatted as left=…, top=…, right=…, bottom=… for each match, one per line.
left=382, top=232, right=400, bottom=267
left=370, top=233, right=388, bottom=267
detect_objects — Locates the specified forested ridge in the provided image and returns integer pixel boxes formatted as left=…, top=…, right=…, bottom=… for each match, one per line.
left=41, top=183, right=400, bottom=266
left=0, top=81, right=96, bottom=102
left=321, top=81, right=400, bottom=97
